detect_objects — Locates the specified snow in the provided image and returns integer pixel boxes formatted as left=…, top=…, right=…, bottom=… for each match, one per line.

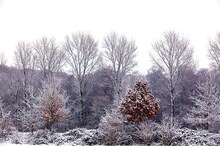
left=1, top=128, right=220, bottom=145
left=0, top=128, right=96, bottom=145
left=0, top=144, right=56, bottom=146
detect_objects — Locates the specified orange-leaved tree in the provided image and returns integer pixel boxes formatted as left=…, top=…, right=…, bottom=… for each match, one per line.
left=37, top=79, right=69, bottom=131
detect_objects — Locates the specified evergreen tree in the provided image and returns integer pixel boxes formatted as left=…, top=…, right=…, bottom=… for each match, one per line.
left=120, top=81, right=159, bottom=123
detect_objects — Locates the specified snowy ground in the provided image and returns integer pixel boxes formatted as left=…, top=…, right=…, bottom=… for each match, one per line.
left=0, top=128, right=98, bottom=146
left=0, top=144, right=56, bottom=146
left=0, top=128, right=220, bottom=145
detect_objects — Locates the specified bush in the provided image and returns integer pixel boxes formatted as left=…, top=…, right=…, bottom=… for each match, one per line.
left=156, top=116, right=182, bottom=145
left=136, top=121, right=160, bottom=145
left=27, top=129, right=56, bottom=145
left=0, top=98, right=16, bottom=141
left=98, top=109, right=147, bottom=145
left=56, top=128, right=98, bottom=145
left=98, top=109, right=125, bottom=145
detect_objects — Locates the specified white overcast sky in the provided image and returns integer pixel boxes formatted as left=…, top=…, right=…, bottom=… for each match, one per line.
left=0, top=0, right=220, bottom=74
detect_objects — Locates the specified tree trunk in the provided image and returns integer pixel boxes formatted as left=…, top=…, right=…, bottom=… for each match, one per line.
left=170, top=74, right=175, bottom=127
left=80, top=98, right=84, bottom=127
left=31, top=124, right=34, bottom=134
left=170, top=97, right=174, bottom=126
left=80, top=88, right=85, bottom=127
left=46, top=121, right=53, bottom=131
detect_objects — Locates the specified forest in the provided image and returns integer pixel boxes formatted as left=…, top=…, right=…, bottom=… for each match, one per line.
left=0, top=31, right=220, bottom=145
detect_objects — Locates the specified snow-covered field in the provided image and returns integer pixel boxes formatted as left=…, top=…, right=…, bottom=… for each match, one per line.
left=0, top=144, right=56, bottom=146
left=1, top=128, right=220, bottom=145
left=0, top=128, right=98, bottom=146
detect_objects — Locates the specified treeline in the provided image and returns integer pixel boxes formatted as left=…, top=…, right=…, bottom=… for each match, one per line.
left=0, top=31, right=220, bottom=134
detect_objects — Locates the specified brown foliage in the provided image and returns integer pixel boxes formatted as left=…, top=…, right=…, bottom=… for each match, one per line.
left=120, top=81, right=159, bottom=123
left=39, top=92, right=66, bottom=125
left=38, top=81, right=68, bottom=130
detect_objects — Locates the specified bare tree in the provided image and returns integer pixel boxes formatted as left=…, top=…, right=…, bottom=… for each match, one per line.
left=0, top=98, right=15, bottom=138
left=0, top=52, right=7, bottom=66
left=14, top=42, right=36, bottom=100
left=14, top=42, right=38, bottom=133
left=33, top=37, right=65, bottom=80
left=16, top=88, right=38, bottom=134
left=3, top=70, right=22, bottom=129
left=63, top=32, right=100, bottom=127
left=150, top=31, right=193, bottom=126
left=103, top=32, right=137, bottom=105
left=186, top=75, right=220, bottom=132
left=209, top=33, right=220, bottom=70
